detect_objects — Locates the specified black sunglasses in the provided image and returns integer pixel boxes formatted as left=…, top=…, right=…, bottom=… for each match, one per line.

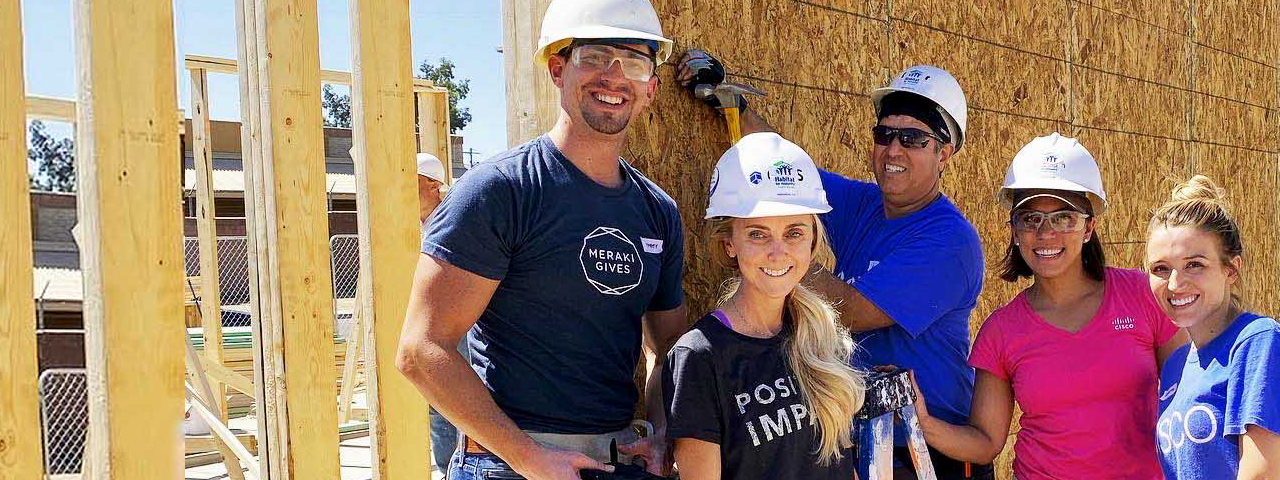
left=871, top=125, right=944, bottom=149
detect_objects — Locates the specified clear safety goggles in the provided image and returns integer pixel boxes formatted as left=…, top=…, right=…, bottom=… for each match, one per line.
left=1011, top=209, right=1091, bottom=233
left=569, top=43, right=656, bottom=82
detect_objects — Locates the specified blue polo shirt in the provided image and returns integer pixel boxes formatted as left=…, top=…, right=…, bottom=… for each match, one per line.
left=818, top=170, right=984, bottom=435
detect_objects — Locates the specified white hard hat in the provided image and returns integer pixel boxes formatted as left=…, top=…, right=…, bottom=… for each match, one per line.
left=998, top=132, right=1108, bottom=215
left=871, top=66, right=968, bottom=151
left=705, top=133, right=832, bottom=219
left=417, top=153, right=446, bottom=182
left=534, top=0, right=674, bottom=67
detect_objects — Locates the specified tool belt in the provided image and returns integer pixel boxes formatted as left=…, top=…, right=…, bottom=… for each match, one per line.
left=463, top=420, right=649, bottom=464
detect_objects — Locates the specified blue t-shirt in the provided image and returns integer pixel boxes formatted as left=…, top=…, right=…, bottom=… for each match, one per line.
left=421, top=135, right=685, bottom=434
left=1157, top=312, right=1280, bottom=479
left=818, top=171, right=983, bottom=432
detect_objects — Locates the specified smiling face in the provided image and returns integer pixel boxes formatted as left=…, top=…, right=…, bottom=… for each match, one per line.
left=1146, top=225, right=1241, bottom=330
left=1011, top=196, right=1095, bottom=280
left=870, top=115, right=954, bottom=217
left=547, top=43, right=658, bottom=136
left=724, top=214, right=817, bottom=300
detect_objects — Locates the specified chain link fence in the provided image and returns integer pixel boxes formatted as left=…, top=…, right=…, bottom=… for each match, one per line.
left=39, top=368, right=88, bottom=477
left=329, top=234, right=361, bottom=339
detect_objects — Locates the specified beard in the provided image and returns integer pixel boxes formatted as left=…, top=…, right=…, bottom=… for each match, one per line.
left=581, top=102, right=632, bottom=134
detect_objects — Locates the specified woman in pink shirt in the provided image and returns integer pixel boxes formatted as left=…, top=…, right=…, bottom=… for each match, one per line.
left=908, top=133, right=1186, bottom=479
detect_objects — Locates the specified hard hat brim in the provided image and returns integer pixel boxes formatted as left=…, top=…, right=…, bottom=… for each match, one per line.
left=998, top=180, right=1108, bottom=215
left=705, top=200, right=832, bottom=220
left=536, top=25, right=674, bottom=67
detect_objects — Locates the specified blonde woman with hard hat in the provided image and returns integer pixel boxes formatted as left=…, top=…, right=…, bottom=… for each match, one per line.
left=399, top=0, right=689, bottom=479
left=908, top=133, right=1186, bottom=480
left=679, top=57, right=992, bottom=479
left=663, top=132, right=865, bottom=479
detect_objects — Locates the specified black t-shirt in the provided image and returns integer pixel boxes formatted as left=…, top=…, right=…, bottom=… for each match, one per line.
left=663, top=312, right=856, bottom=479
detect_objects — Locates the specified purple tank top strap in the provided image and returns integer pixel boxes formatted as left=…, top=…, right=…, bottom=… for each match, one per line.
left=710, top=309, right=732, bottom=328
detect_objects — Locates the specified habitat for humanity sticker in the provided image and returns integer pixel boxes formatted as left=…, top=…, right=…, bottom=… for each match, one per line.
left=580, top=226, right=644, bottom=295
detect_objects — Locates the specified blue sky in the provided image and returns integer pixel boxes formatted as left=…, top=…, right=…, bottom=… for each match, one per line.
left=23, top=0, right=506, bottom=165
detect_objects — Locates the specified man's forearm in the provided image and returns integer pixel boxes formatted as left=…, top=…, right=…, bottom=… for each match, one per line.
left=739, top=107, right=775, bottom=136
left=642, top=349, right=666, bottom=433
left=399, top=345, right=540, bottom=469
left=803, top=269, right=896, bottom=332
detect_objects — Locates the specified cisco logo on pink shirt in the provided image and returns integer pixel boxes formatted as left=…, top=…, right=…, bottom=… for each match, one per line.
left=1112, top=317, right=1136, bottom=330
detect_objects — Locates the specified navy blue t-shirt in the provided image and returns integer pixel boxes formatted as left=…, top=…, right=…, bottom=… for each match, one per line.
left=421, top=135, right=685, bottom=434
left=1157, top=312, right=1280, bottom=479
left=818, top=170, right=983, bottom=436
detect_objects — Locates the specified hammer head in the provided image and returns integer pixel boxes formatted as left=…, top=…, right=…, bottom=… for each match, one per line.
left=693, top=82, right=766, bottom=109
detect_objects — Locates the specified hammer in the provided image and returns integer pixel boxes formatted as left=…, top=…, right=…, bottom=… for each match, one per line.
left=693, top=82, right=765, bottom=144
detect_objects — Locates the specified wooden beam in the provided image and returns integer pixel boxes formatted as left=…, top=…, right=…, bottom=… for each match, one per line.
left=349, top=0, right=432, bottom=476
left=0, top=2, right=43, bottom=478
left=232, top=1, right=278, bottom=477
left=26, top=94, right=77, bottom=122
left=185, top=383, right=262, bottom=477
left=186, top=433, right=258, bottom=455
left=337, top=289, right=365, bottom=423
left=243, top=1, right=341, bottom=479
left=73, top=0, right=185, bottom=478
left=184, top=54, right=438, bottom=92
left=501, top=0, right=558, bottom=146
left=190, top=67, right=247, bottom=480
left=200, top=356, right=255, bottom=396
left=416, top=89, right=453, bottom=183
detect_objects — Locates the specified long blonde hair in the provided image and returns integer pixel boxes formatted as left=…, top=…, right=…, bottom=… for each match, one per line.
left=708, top=216, right=866, bottom=464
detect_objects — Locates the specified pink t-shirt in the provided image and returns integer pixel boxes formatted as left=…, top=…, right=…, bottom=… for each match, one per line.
left=969, top=268, right=1178, bottom=480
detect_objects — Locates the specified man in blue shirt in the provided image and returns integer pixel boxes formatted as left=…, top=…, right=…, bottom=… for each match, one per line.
left=397, top=2, right=688, bottom=479
left=678, top=54, right=989, bottom=479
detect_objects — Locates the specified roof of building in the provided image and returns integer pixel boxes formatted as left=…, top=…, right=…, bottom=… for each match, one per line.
left=183, top=169, right=358, bottom=195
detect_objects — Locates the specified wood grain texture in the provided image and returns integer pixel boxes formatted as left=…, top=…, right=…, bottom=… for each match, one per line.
left=349, top=0, right=433, bottom=476
left=0, top=2, right=42, bottom=478
left=417, top=89, right=453, bottom=182
left=245, top=0, right=341, bottom=478
left=73, top=0, right=185, bottom=478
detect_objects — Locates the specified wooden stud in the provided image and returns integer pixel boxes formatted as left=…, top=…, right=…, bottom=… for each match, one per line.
left=0, top=2, right=43, bottom=478
left=190, top=66, right=247, bottom=480
left=231, top=1, right=278, bottom=478
left=349, top=0, right=433, bottom=476
left=337, top=289, right=365, bottom=423
left=501, top=0, right=558, bottom=146
left=416, top=89, right=453, bottom=182
left=242, top=1, right=341, bottom=478
left=73, top=0, right=185, bottom=478
left=184, top=54, right=436, bottom=92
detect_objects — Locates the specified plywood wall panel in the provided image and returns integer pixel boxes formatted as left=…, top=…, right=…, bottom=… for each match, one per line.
left=892, top=22, right=1070, bottom=121
left=777, top=4, right=887, bottom=93
left=801, top=0, right=885, bottom=19
left=1192, top=45, right=1279, bottom=108
left=1191, top=94, right=1271, bottom=147
left=1082, top=0, right=1191, bottom=34
left=1070, top=130, right=1190, bottom=241
left=1073, top=69, right=1191, bottom=139
left=1193, top=0, right=1278, bottom=66
left=891, top=0, right=1069, bottom=58
left=1072, top=2, right=1193, bottom=89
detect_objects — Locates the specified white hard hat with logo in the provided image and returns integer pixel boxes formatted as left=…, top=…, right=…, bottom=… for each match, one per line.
left=535, top=0, right=674, bottom=67
left=871, top=65, right=968, bottom=151
left=706, top=133, right=832, bottom=219
left=417, top=153, right=446, bottom=183
left=998, top=132, right=1108, bottom=215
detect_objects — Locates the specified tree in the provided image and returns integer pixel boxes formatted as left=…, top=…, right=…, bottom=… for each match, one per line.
left=417, top=57, right=471, bottom=133
left=322, top=84, right=352, bottom=128
left=318, top=58, right=471, bottom=133
left=28, top=120, right=76, bottom=192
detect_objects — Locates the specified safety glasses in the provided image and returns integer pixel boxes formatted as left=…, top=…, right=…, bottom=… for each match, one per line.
left=871, top=125, right=943, bottom=149
left=1011, top=209, right=1091, bottom=233
left=569, top=43, right=656, bottom=82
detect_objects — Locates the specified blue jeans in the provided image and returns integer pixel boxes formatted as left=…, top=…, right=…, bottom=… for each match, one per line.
left=447, top=449, right=524, bottom=479
left=430, top=408, right=460, bottom=471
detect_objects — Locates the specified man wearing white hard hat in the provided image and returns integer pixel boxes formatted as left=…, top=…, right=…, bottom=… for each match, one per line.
left=678, top=57, right=990, bottom=478
left=663, top=132, right=866, bottom=478
left=399, top=1, right=687, bottom=478
left=417, top=152, right=446, bottom=224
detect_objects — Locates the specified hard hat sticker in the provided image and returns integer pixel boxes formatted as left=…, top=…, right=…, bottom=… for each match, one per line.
left=768, top=160, right=803, bottom=196
left=1039, top=154, right=1065, bottom=177
left=580, top=226, right=644, bottom=295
